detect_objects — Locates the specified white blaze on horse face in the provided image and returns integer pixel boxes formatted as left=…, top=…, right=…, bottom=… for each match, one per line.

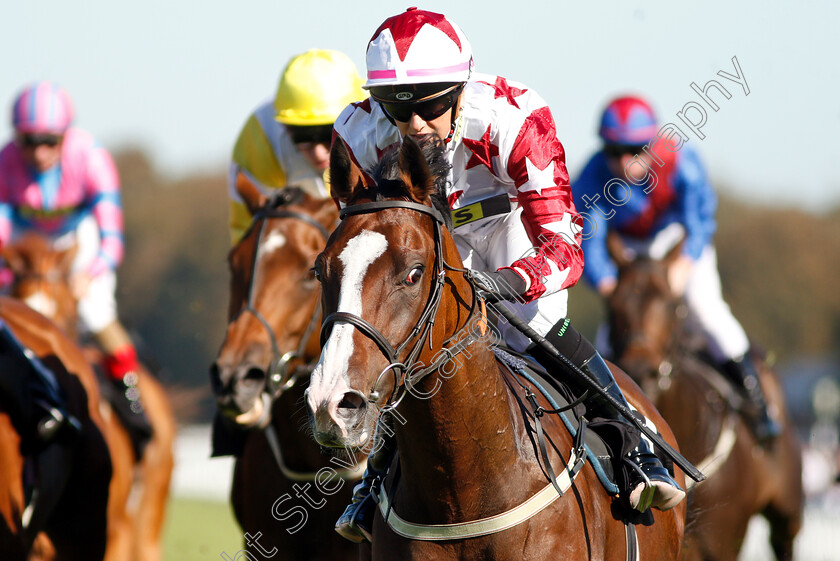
left=257, top=230, right=287, bottom=257
left=24, top=292, right=57, bottom=320
left=307, top=230, right=388, bottom=417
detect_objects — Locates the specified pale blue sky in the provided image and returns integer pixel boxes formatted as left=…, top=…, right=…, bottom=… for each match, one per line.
left=3, top=1, right=837, bottom=211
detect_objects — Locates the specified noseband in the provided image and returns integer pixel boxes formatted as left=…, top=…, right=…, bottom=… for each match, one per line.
left=235, top=193, right=331, bottom=396
left=319, top=200, right=483, bottom=409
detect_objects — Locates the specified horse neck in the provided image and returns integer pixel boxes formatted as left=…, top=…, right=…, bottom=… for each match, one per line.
left=389, top=241, right=530, bottom=517
left=393, top=344, right=526, bottom=514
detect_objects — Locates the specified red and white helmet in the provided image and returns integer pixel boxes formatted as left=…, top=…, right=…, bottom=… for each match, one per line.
left=364, top=7, right=473, bottom=89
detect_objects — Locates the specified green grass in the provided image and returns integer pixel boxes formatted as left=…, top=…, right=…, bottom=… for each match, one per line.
left=163, top=497, right=244, bottom=561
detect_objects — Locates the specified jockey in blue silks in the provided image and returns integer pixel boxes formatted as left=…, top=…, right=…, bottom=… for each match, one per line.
left=572, top=94, right=781, bottom=444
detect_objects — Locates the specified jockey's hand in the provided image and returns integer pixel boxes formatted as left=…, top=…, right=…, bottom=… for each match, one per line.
left=667, top=255, right=694, bottom=297
left=469, top=268, right=526, bottom=303
left=70, top=272, right=93, bottom=300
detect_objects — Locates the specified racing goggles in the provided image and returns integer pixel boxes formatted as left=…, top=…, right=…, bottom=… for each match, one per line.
left=373, top=83, right=464, bottom=123
left=287, top=124, right=334, bottom=146
left=603, top=143, right=647, bottom=158
left=18, top=133, right=63, bottom=148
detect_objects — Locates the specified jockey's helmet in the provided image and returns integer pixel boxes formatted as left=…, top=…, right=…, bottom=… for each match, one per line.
left=599, top=95, right=659, bottom=146
left=274, top=49, right=367, bottom=126
left=363, top=7, right=473, bottom=90
left=12, top=81, right=75, bottom=134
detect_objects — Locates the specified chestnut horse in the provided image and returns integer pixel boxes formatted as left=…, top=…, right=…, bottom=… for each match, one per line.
left=306, top=136, right=687, bottom=560
left=210, top=185, right=367, bottom=560
left=2, top=234, right=176, bottom=561
left=605, top=234, right=803, bottom=561
left=0, top=296, right=112, bottom=560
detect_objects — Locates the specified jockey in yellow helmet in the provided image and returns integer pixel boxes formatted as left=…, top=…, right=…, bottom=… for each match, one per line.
left=228, top=49, right=367, bottom=243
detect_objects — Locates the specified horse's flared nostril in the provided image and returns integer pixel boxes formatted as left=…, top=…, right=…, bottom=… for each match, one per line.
left=338, top=391, right=365, bottom=411
left=335, top=391, right=368, bottom=431
left=209, top=362, right=224, bottom=395
left=243, top=367, right=266, bottom=384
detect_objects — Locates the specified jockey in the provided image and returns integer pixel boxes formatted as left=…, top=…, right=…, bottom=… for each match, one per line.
left=227, top=49, right=367, bottom=244
left=329, top=8, right=685, bottom=543
left=0, top=81, right=153, bottom=455
left=572, top=94, right=782, bottom=443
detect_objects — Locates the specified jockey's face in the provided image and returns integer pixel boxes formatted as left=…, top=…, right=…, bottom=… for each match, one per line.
left=604, top=144, right=653, bottom=184
left=17, top=133, right=64, bottom=173
left=395, top=108, right=451, bottom=139
left=296, top=141, right=331, bottom=171
left=373, top=83, right=463, bottom=141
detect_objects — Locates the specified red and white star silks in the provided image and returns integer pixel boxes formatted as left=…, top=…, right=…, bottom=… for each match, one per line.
left=334, top=72, right=583, bottom=303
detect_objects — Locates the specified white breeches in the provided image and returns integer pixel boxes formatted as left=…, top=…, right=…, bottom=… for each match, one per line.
left=615, top=224, right=749, bottom=362
left=454, top=207, right=568, bottom=352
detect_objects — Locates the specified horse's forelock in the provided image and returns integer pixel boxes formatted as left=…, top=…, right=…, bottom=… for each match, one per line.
left=367, top=135, right=453, bottom=229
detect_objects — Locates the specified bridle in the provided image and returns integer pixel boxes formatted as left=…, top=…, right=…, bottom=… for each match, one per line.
left=319, top=198, right=485, bottom=410
left=230, top=191, right=372, bottom=481
left=611, top=270, right=686, bottom=393
left=6, top=251, right=77, bottom=333
left=233, top=191, right=330, bottom=397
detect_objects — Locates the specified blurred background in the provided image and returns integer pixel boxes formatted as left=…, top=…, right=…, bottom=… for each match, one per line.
left=2, top=1, right=838, bottom=559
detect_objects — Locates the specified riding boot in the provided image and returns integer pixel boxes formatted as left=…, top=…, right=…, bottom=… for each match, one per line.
left=335, top=421, right=398, bottom=543
left=578, top=354, right=685, bottom=511
left=0, top=320, right=81, bottom=446
left=103, top=346, right=153, bottom=459
left=528, top=319, right=685, bottom=512
left=722, top=354, right=781, bottom=443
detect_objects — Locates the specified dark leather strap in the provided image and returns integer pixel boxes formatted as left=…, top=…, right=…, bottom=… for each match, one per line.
left=340, top=200, right=446, bottom=225
left=321, top=311, right=400, bottom=365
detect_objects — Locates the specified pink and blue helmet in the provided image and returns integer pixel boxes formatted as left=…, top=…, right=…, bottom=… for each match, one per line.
left=598, top=95, right=658, bottom=145
left=12, top=81, right=75, bottom=134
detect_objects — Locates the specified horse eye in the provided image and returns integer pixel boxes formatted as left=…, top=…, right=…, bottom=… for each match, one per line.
left=310, top=267, right=321, bottom=282
left=404, top=267, right=423, bottom=285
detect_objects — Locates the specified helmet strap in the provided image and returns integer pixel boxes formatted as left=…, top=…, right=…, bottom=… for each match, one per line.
left=445, top=92, right=464, bottom=144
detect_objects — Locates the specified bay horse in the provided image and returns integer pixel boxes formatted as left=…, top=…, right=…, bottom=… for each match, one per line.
left=210, top=184, right=367, bottom=560
left=0, top=296, right=112, bottom=560
left=306, top=135, right=686, bottom=560
left=604, top=233, right=803, bottom=561
left=1, top=233, right=176, bottom=561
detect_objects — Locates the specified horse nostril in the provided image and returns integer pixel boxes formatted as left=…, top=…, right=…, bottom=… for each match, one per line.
left=338, top=391, right=365, bottom=411
left=209, top=363, right=224, bottom=395
left=242, top=367, right=266, bottom=384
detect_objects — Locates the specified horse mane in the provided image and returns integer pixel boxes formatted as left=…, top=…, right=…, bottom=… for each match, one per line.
left=361, top=134, right=454, bottom=230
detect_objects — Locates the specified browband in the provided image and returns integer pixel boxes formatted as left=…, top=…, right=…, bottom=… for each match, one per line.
left=339, top=200, right=446, bottom=225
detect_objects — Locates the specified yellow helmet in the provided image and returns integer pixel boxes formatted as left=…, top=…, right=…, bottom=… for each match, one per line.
left=274, top=49, right=367, bottom=126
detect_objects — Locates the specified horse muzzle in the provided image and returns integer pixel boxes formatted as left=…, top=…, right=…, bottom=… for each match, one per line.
left=209, top=361, right=269, bottom=420
left=306, top=388, right=373, bottom=449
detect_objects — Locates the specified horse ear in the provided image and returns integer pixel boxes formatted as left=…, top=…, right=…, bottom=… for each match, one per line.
left=1, top=244, right=23, bottom=275
left=398, top=135, right=436, bottom=203
left=606, top=231, right=632, bottom=268
left=329, top=137, right=366, bottom=204
left=235, top=173, right=267, bottom=216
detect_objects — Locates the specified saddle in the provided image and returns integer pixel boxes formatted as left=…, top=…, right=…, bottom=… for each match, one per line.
left=494, top=347, right=676, bottom=503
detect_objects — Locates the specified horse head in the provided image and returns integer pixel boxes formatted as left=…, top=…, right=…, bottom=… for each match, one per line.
left=306, top=134, right=474, bottom=449
left=2, top=233, right=79, bottom=336
left=210, top=186, right=337, bottom=426
left=606, top=232, right=686, bottom=392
